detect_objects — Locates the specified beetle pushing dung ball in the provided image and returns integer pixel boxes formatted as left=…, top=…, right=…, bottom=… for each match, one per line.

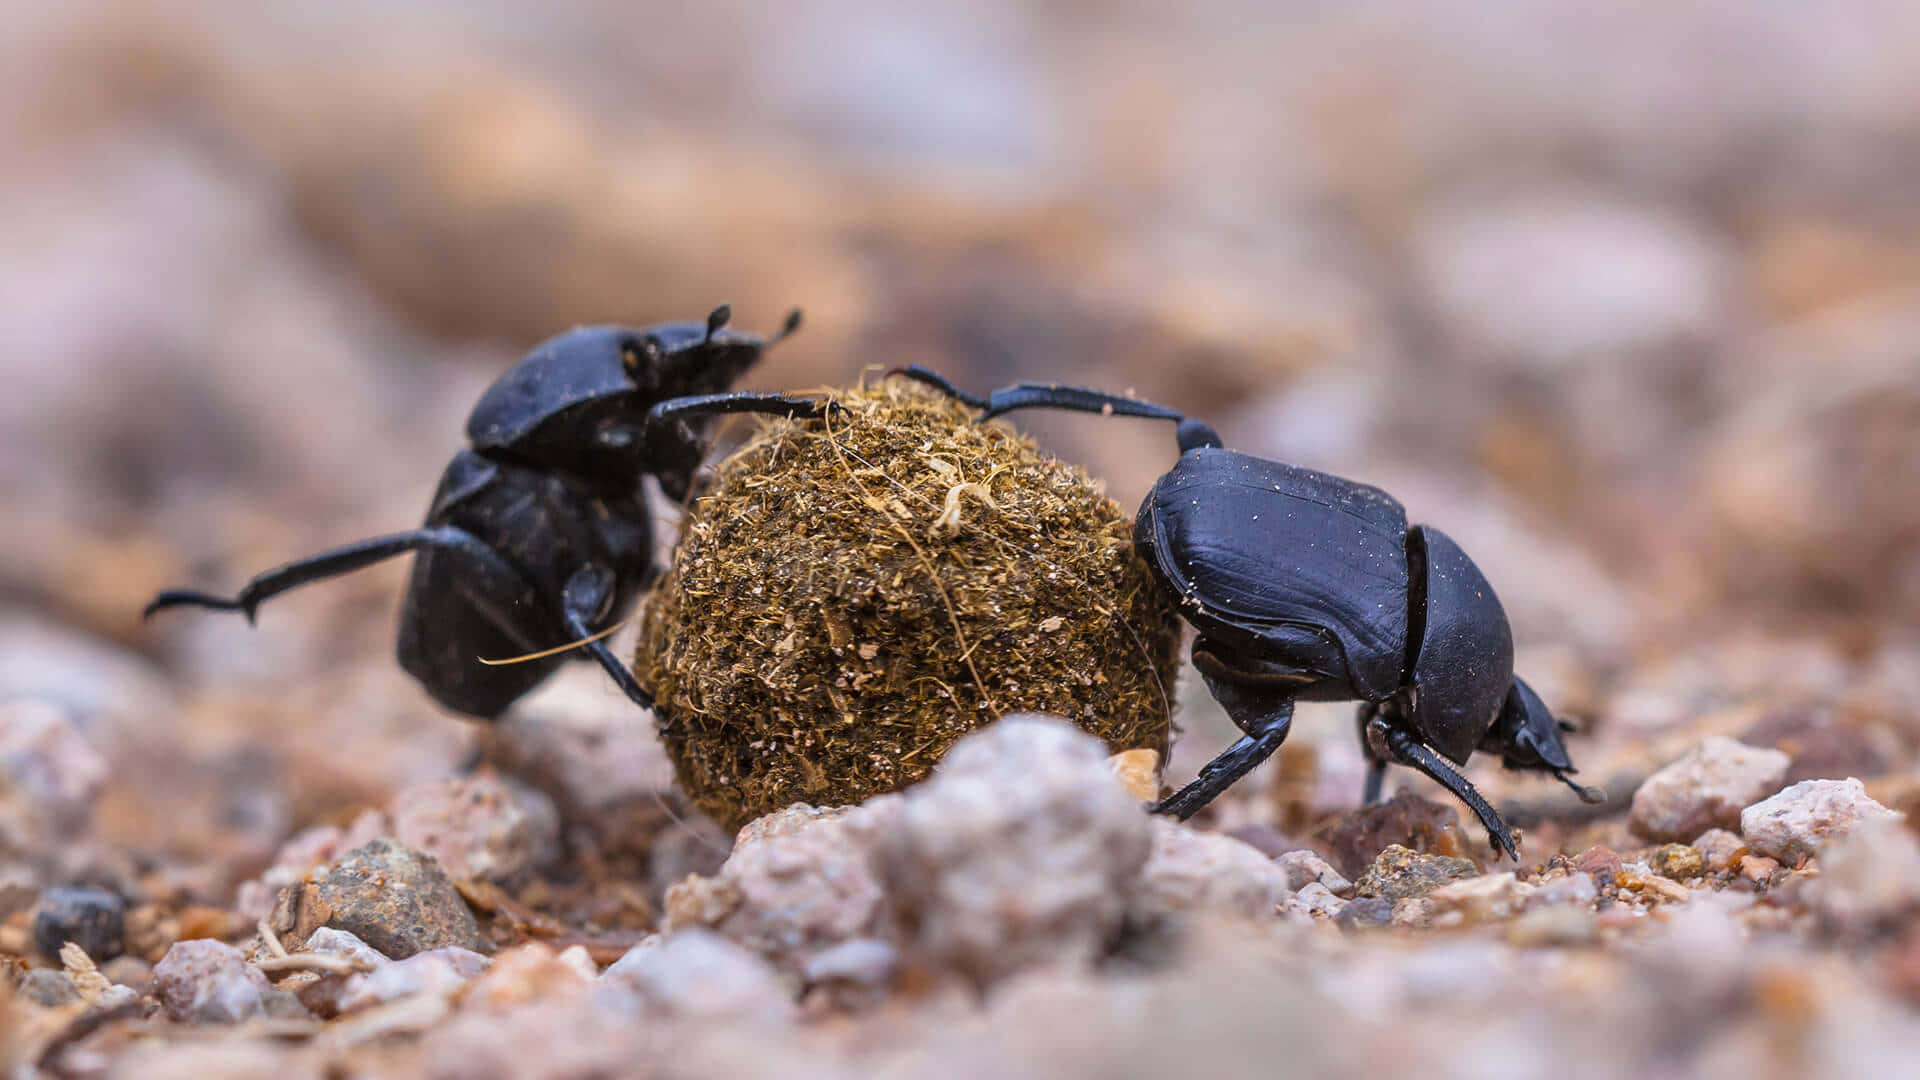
left=635, top=379, right=1183, bottom=831
left=894, top=367, right=1603, bottom=859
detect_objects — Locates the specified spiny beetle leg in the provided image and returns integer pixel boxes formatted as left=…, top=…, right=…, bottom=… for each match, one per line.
left=645, top=391, right=840, bottom=430
left=1386, top=726, right=1520, bottom=861
left=144, top=526, right=507, bottom=625
left=1153, top=698, right=1294, bottom=820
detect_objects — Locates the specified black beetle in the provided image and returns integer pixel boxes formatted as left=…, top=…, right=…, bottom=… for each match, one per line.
left=892, top=367, right=1601, bottom=859
left=147, top=305, right=831, bottom=719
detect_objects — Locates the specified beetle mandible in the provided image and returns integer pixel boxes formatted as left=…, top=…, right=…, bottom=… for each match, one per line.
left=146, top=305, right=831, bottom=719
left=891, top=367, right=1602, bottom=859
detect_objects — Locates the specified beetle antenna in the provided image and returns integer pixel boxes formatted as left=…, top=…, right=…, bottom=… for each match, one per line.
left=769, top=308, right=803, bottom=345
left=1553, top=769, right=1607, bottom=804
left=705, top=304, right=732, bottom=344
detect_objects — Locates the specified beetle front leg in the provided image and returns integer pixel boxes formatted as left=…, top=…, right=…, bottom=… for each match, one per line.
left=560, top=565, right=657, bottom=713
left=1356, top=702, right=1390, bottom=804
left=1380, top=725, right=1521, bottom=861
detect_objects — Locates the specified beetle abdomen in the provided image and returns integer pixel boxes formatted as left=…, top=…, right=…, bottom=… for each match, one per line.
left=1136, top=449, right=1410, bottom=700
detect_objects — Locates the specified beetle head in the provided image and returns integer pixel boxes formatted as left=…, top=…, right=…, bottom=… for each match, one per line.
left=467, top=306, right=802, bottom=478
left=1480, top=676, right=1605, bottom=802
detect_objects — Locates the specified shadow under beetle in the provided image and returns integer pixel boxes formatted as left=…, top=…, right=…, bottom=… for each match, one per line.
left=147, top=305, right=831, bottom=719
left=892, top=366, right=1603, bottom=859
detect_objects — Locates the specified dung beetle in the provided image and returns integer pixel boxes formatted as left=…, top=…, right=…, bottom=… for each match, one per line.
left=147, top=305, right=832, bottom=719
left=892, top=367, right=1602, bottom=859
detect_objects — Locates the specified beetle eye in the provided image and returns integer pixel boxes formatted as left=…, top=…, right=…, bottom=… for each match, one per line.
left=621, top=338, right=663, bottom=377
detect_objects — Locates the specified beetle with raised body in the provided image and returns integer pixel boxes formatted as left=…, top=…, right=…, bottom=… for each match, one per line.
left=892, top=367, right=1602, bottom=859
left=146, top=305, right=831, bottom=719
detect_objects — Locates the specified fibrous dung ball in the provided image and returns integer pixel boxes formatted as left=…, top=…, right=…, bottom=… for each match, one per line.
left=637, top=380, right=1183, bottom=831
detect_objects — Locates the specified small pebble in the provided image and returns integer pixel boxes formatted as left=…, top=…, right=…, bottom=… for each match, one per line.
left=304, top=927, right=391, bottom=968
left=276, top=839, right=486, bottom=959
left=1391, top=898, right=1435, bottom=929
left=32, top=886, right=124, bottom=963
left=1353, top=845, right=1479, bottom=901
left=1282, top=882, right=1345, bottom=920
left=1740, top=778, right=1903, bottom=866
left=336, top=946, right=488, bottom=1013
left=598, top=929, right=795, bottom=1025
left=1692, top=828, right=1745, bottom=873
left=1134, top=819, right=1292, bottom=920
left=1429, top=872, right=1532, bottom=922
left=1526, top=874, right=1599, bottom=910
left=1335, top=897, right=1393, bottom=931
left=1649, top=844, right=1705, bottom=882
left=1575, top=846, right=1624, bottom=887
left=152, top=939, right=272, bottom=1023
left=1506, top=905, right=1599, bottom=947
left=1629, top=736, right=1790, bottom=842
left=18, top=968, right=79, bottom=1007
left=1274, top=850, right=1354, bottom=896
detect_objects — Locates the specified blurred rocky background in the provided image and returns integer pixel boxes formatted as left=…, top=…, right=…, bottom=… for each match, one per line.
left=3, top=0, right=1919, bottom=1075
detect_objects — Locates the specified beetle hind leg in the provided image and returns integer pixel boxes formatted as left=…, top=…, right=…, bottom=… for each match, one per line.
left=145, top=527, right=486, bottom=624
left=1154, top=695, right=1295, bottom=820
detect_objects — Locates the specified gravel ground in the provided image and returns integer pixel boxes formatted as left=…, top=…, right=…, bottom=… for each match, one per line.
left=4, top=2, right=1920, bottom=1077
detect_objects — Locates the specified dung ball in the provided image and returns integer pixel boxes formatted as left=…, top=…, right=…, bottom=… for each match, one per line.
left=636, top=380, right=1183, bottom=831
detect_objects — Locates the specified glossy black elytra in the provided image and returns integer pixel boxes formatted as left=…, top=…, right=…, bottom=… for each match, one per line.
left=892, top=366, right=1602, bottom=859
left=146, top=305, right=832, bottom=719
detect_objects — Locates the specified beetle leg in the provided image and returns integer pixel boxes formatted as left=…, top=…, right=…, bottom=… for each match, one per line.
left=1154, top=693, right=1294, bottom=820
left=643, top=391, right=838, bottom=431
left=1356, top=703, right=1391, bottom=804
left=1383, top=727, right=1521, bottom=862
left=560, top=565, right=656, bottom=713
left=888, top=366, right=1224, bottom=452
left=145, top=526, right=501, bottom=624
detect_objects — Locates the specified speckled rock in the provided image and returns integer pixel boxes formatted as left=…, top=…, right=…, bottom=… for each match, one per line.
left=235, top=809, right=392, bottom=923
left=874, top=716, right=1153, bottom=985
left=32, top=885, right=123, bottom=961
left=664, top=803, right=892, bottom=975
left=390, top=775, right=560, bottom=886
left=1134, top=819, right=1291, bottom=920
left=597, top=929, right=795, bottom=1025
left=1629, top=736, right=1790, bottom=842
left=1353, top=845, right=1479, bottom=901
left=335, top=946, right=488, bottom=1013
left=1274, top=850, right=1353, bottom=896
left=1740, top=778, right=1902, bottom=865
left=274, top=838, right=486, bottom=959
left=152, top=939, right=272, bottom=1023
left=1649, top=844, right=1705, bottom=881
